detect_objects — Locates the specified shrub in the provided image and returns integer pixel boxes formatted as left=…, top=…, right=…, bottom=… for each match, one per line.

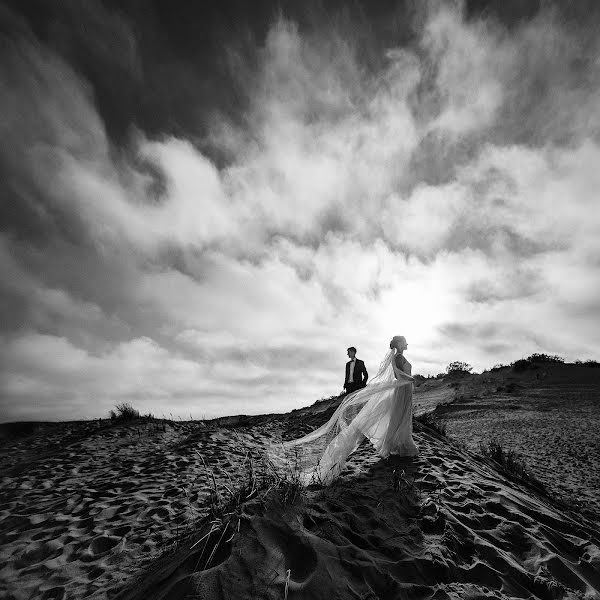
left=512, top=353, right=565, bottom=372
left=113, top=402, right=140, bottom=420
left=583, top=359, right=600, bottom=368
left=491, top=363, right=507, bottom=371
left=526, top=353, right=564, bottom=364
left=512, top=359, right=535, bottom=372
left=446, top=361, right=473, bottom=377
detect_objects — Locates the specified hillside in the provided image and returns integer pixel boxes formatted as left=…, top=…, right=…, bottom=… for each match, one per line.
left=0, top=362, right=599, bottom=599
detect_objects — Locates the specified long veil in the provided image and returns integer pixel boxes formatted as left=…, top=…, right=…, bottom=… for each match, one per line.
left=279, top=349, right=414, bottom=485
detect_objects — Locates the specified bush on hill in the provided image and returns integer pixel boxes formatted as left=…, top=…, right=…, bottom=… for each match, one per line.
left=110, top=402, right=140, bottom=421
left=511, top=359, right=536, bottom=372
left=512, top=353, right=565, bottom=372
left=527, top=353, right=564, bottom=364
left=445, top=361, right=473, bottom=377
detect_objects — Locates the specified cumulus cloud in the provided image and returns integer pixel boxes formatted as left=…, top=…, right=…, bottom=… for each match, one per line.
left=1, top=1, right=599, bottom=421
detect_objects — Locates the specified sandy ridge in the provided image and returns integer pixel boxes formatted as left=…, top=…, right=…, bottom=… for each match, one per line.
left=114, top=420, right=600, bottom=600
left=1, top=379, right=600, bottom=599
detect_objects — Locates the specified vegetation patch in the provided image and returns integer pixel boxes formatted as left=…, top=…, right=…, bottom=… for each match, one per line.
left=479, top=439, right=545, bottom=491
left=109, top=402, right=141, bottom=421
left=445, top=361, right=473, bottom=378
left=415, top=412, right=447, bottom=437
left=512, top=353, right=566, bottom=372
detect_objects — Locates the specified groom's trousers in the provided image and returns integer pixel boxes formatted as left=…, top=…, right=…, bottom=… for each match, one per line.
left=345, top=381, right=365, bottom=395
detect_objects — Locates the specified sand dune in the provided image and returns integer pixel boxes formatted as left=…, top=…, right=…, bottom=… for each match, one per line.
left=111, top=417, right=600, bottom=600
left=420, top=363, right=600, bottom=519
left=0, top=418, right=283, bottom=599
left=1, top=369, right=599, bottom=599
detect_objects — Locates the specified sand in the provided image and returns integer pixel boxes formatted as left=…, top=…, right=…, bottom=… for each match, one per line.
left=1, top=366, right=599, bottom=599
left=421, top=363, right=600, bottom=518
left=0, top=417, right=283, bottom=599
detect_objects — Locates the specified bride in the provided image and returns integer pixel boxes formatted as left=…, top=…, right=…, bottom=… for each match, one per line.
left=283, top=336, right=419, bottom=485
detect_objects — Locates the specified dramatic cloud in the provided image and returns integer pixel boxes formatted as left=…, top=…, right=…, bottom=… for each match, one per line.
left=1, top=1, right=599, bottom=421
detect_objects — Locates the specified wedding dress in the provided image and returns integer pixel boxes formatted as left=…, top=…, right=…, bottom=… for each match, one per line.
left=283, top=345, right=419, bottom=485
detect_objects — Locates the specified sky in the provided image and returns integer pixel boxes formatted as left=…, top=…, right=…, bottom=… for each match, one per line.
left=1, top=0, right=600, bottom=422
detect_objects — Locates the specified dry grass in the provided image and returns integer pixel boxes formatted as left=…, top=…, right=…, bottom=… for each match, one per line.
left=479, top=438, right=545, bottom=491
left=109, top=402, right=140, bottom=421
left=191, top=446, right=305, bottom=572
left=155, top=440, right=306, bottom=575
left=414, top=412, right=447, bottom=437
left=284, top=569, right=291, bottom=600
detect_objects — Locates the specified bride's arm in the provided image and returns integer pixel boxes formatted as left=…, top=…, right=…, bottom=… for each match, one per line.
left=397, top=372, right=415, bottom=383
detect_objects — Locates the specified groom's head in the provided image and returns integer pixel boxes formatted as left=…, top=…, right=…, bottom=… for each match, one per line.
left=347, top=347, right=357, bottom=359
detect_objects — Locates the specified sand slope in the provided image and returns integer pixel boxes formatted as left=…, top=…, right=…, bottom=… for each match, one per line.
left=419, top=364, right=600, bottom=518
left=112, top=419, right=600, bottom=600
left=1, top=378, right=599, bottom=599
left=0, top=418, right=282, bottom=599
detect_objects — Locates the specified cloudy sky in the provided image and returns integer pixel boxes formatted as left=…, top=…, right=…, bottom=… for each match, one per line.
left=1, top=0, right=599, bottom=422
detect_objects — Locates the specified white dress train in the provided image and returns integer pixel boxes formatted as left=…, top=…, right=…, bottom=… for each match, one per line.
left=281, top=349, right=419, bottom=485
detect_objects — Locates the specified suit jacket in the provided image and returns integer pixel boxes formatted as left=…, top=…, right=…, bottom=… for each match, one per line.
left=344, top=358, right=368, bottom=388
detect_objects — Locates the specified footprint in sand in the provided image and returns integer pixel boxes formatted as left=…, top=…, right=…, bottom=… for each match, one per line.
left=39, top=586, right=66, bottom=599
left=87, top=534, right=121, bottom=556
left=29, top=513, right=53, bottom=525
left=109, top=524, right=132, bottom=537
left=302, top=512, right=327, bottom=533
left=283, top=532, right=318, bottom=585
left=14, top=541, right=62, bottom=568
left=162, top=486, right=180, bottom=498
left=97, top=506, right=120, bottom=520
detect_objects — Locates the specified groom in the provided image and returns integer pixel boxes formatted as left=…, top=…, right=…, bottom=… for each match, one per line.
left=343, top=347, right=368, bottom=395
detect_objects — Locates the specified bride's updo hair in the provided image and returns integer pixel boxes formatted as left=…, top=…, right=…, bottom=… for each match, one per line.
left=390, top=335, right=407, bottom=350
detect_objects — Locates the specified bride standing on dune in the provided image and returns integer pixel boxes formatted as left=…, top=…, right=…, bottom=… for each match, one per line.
left=284, top=335, right=419, bottom=485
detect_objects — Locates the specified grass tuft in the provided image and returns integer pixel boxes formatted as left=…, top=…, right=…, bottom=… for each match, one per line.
left=110, top=402, right=140, bottom=421
left=414, top=412, right=447, bottom=437
left=479, top=438, right=545, bottom=491
left=156, top=442, right=306, bottom=572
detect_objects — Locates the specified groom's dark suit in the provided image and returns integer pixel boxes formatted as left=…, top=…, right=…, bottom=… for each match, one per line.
left=344, top=358, right=368, bottom=394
